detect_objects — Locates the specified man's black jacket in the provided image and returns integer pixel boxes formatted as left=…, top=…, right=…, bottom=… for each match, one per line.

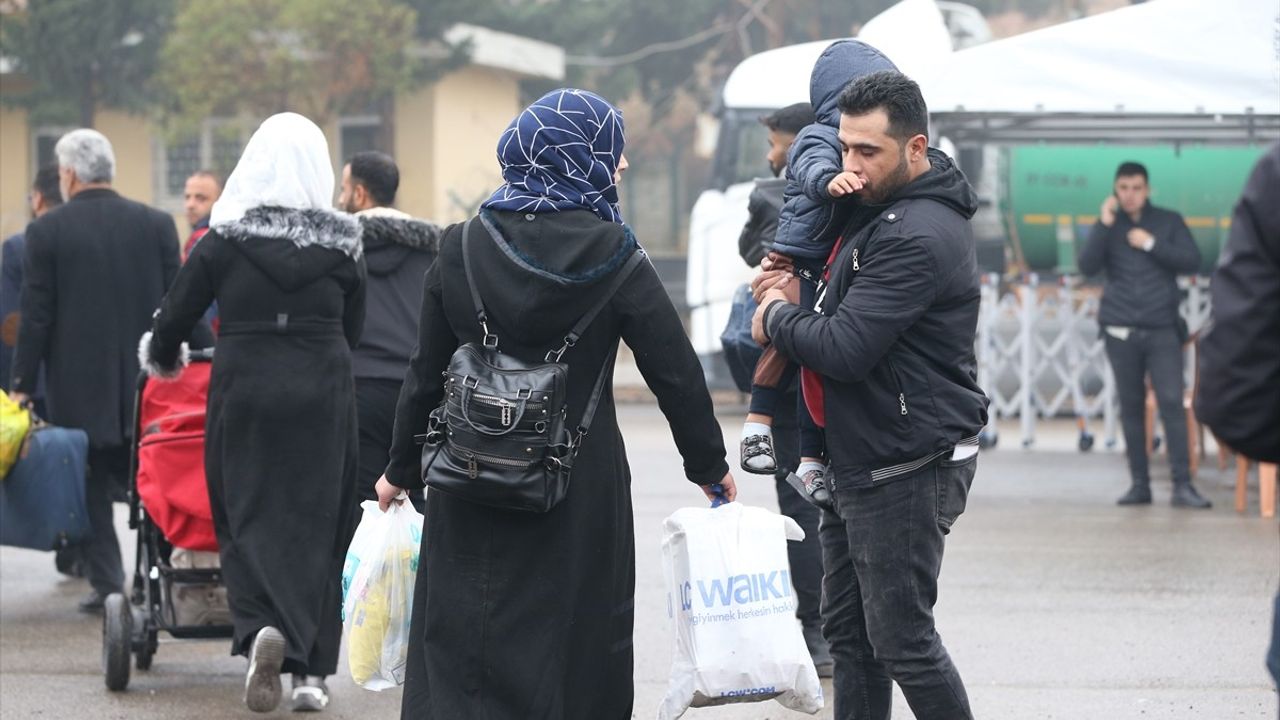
left=1195, top=143, right=1280, bottom=462
left=765, top=149, right=989, bottom=487
left=738, top=176, right=786, bottom=267
left=1077, top=200, right=1201, bottom=329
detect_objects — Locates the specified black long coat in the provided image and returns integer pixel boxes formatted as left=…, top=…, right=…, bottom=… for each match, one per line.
left=145, top=206, right=366, bottom=676
left=385, top=209, right=729, bottom=720
left=1195, top=143, right=1280, bottom=462
left=11, top=188, right=185, bottom=447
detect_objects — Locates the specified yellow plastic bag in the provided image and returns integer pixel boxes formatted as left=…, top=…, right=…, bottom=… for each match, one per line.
left=342, top=499, right=422, bottom=690
left=0, top=393, right=30, bottom=480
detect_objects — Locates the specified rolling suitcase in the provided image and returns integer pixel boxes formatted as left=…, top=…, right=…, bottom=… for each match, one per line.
left=0, top=425, right=91, bottom=550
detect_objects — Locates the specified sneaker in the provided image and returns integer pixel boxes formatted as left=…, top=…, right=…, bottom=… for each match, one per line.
left=245, top=626, right=285, bottom=712
left=291, top=674, right=330, bottom=712
left=785, top=467, right=833, bottom=511
left=740, top=433, right=777, bottom=474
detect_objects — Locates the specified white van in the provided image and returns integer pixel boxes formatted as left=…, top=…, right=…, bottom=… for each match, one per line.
left=685, top=0, right=989, bottom=366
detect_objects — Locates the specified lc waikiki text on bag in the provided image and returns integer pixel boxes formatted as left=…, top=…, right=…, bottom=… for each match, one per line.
left=658, top=502, right=823, bottom=719
left=417, top=217, right=644, bottom=513
left=342, top=498, right=424, bottom=691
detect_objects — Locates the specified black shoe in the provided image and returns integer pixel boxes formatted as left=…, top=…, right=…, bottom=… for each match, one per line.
left=802, top=623, right=833, bottom=678
left=1116, top=484, right=1152, bottom=505
left=785, top=467, right=833, bottom=511
left=78, top=589, right=107, bottom=613
left=1171, top=484, right=1212, bottom=509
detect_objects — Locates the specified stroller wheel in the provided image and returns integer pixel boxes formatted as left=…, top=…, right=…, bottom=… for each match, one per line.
left=130, top=604, right=156, bottom=671
left=103, top=593, right=132, bottom=691
left=134, top=629, right=157, bottom=671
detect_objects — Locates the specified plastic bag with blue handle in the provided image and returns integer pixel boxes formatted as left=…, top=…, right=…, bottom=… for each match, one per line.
left=658, top=501, right=823, bottom=719
left=342, top=497, right=423, bottom=690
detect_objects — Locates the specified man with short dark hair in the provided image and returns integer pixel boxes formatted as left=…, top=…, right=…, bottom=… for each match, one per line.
left=9, top=129, right=192, bottom=612
left=738, top=103, right=815, bottom=267
left=337, top=151, right=439, bottom=510
left=753, top=70, right=986, bottom=719
left=181, top=170, right=222, bottom=261
left=1078, top=162, right=1208, bottom=508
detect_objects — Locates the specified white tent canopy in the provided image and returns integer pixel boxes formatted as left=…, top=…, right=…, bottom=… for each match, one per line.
left=922, top=0, right=1280, bottom=144
left=721, top=0, right=953, bottom=110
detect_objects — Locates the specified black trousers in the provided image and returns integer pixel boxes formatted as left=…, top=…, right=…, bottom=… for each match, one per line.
left=821, top=457, right=976, bottom=720
left=769, top=389, right=823, bottom=630
left=83, top=445, right=128, bottom=596
left=354, top=377, right=424, bottom=517
left=1103, top=327, right=1191, bottom=486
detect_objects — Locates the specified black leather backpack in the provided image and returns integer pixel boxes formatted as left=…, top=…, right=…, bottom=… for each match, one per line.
left=418, top=217, right=645, bottom=512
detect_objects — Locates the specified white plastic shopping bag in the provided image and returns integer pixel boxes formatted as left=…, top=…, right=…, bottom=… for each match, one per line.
left=658, top=502, right=823, bottom=719
left=341, top=498, right=423, bottom=690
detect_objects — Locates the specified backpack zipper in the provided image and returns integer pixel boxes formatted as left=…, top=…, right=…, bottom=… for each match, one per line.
left=468, top=393, right=546, bottom=427
left=898, top=393, right=908, bottom=416
left=851, top=248, right=860, bottom=271
left=446, top=444, right=536, bottom=477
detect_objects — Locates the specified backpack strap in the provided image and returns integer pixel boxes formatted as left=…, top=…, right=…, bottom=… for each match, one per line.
left=547, top=249, right=647, bottom=362
left=460, top=217, right=498, bottom=348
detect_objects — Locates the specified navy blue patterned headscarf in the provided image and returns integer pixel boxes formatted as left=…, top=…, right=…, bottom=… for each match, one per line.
left=482, top=88, right=625, bottom=224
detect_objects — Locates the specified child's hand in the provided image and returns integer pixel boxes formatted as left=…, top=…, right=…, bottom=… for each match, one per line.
left=827, top=171, right=864, bottom=197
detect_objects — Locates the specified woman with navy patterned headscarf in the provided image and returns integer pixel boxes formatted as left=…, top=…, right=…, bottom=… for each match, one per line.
left=483, top=88, right=628, bottom=224
left=380, top=88, right=733, bottom=719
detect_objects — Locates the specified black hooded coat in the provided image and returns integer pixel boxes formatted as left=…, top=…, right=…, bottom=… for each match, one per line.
left=385, top=208, right=729, bottom=719
left=144, top=206, right=366, bottom=676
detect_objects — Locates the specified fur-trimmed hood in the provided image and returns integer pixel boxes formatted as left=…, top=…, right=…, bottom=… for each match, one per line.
left=214, top=205, right=362, bottom=260
left=360, top=213, right=442, bottom=277
left=213, top=206, right=363, bottom=293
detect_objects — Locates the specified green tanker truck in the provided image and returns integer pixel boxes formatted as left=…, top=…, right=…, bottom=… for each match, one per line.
left=1000, top=144, right=1267, bottom=276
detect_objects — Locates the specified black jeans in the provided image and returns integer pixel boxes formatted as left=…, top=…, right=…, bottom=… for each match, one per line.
left=820, top=456, right=976, bottom=720
left=770, top=389, right=823, bottom=630
left=1103, top=327, right=1190, bottom=486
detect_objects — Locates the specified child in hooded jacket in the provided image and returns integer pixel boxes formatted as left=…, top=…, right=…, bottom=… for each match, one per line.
left=740, top=39, right=898, bottom=505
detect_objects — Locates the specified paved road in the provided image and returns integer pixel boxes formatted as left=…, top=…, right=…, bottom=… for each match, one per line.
left=1, top=408, right=1275, bottom=719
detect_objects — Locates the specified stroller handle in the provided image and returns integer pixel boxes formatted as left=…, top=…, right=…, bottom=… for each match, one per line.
left=188, top=347, right=215, bottom=362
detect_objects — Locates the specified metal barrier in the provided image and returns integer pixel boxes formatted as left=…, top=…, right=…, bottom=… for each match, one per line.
left=976, top=273, right=1210, bottom=450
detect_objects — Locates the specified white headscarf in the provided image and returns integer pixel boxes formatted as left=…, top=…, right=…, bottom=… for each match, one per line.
left=210, top=112, right=335, bottom=228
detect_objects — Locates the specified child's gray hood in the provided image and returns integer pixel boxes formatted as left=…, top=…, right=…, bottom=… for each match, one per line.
left=810, top=39, right=899, bottom=127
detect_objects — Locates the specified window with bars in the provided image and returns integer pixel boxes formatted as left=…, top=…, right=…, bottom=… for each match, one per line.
left=159, top=120, right=250, bottom=204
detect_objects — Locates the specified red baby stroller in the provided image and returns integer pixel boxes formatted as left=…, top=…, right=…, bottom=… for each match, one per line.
left=103, top=348, right=233, bottom=691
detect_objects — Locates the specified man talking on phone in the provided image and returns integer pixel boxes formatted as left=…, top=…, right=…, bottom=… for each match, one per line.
left=1077, top=161, right=1209, bottom=508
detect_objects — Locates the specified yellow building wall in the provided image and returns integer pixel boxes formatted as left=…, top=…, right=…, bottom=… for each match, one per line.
left=393, top=86, right=436, bottom=221
left=395, top=66, right=521, bottom=224
left=96, top=110, right=156, bottom=208
left=0, top=107, right=32, bottom=241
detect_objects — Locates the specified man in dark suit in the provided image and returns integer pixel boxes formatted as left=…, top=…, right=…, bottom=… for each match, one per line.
left=8, top=129, right=187, bottom=612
